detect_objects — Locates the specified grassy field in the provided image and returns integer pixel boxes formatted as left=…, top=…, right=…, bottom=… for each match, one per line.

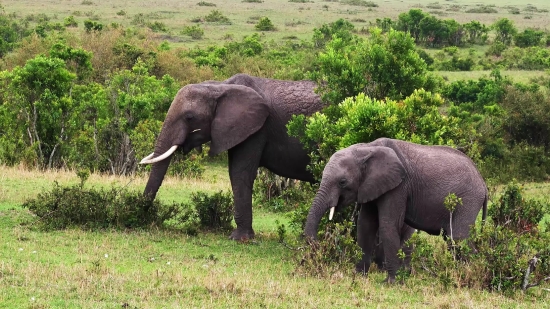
left=1, top=165, right=550, bottom=308
left=2, top=0, right=550, bottom=47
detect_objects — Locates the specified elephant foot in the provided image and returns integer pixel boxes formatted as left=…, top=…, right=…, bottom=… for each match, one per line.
left=229, top=228, right=255, bottom=241
left=355, top=262, right=370, bottom=275
left=383, top=275, right=396, bottom=284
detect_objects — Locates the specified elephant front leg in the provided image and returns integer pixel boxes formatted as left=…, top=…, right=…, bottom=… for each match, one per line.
left=356, top=204, right=379, bottom=274
left=377, top=196, right=408, bottom=283
left=227, top=142, right=262, bottom=241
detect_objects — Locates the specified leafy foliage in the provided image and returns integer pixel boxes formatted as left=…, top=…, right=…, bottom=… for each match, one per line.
left=289, top=90, right=466, bottom=179
left=489, top=181, right=545, bottom=234
left=22, top=178, right=183, bottom=230
left=181, top=25, right=204, bottom=39
left=296, top=221, right=362, bottom=278
left=310, top=28, right=439, bottom=104
left=204, top=10, right=231, bottom=24
left=408, top=182, right=550, bottom=293
left=492, top=18, right=517, bottom=46
left=191, top=191, right=234, bottom=231
left=255, top=17, right=276, bottom=31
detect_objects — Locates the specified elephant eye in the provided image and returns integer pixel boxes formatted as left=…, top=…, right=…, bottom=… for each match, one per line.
left=338, top=179, right=347, bottom=188
left=184, top=113, right=195, bottom=121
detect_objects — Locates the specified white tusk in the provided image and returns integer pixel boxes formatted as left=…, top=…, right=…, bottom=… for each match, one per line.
left=329, top=207, right=335, bottom=220
left=139, top=145, right=178, bottom=164
left=191, top=129, right=201, bottom=133
left=141, top=152, right=155, bottom=161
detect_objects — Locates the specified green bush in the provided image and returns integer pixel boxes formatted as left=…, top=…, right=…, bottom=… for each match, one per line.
left=310, top=28, right=439, bottom=104
left=181, top=25, right=204, bottom=39
left=197, top=1, right=216, bottom=6
left=465, top=6, right=498, bottom=14
left=192, top=191, right=234, bottom=231
left=83, top=20, right=103, bottom=32
left=255, top=17, right=276, bottom=31
left=490, top=181, right=546, bottom=233
left=63, top=16, right=78, bottom=27
left=22, top=178, right=183, bottom=230
left=288, top=89, right=466, bottom=179
left=408, top=182, right=550, bottom=293
left=204, top=10, right=231, bottom=24
left=340, top=0, right=378, bottom=7
left=147, top=21, right=168, bottom=32
left=296, top=221, right=362, bottom=278
left=514, top=29, right=544, bottom=47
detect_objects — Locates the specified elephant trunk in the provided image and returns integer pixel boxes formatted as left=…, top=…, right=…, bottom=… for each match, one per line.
left=304, top=187, right=337, bottom=240
left=142, top=118, right=187, bottom=200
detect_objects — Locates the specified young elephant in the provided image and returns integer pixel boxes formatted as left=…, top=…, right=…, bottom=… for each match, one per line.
left=304, top=138, right=487, bottom=283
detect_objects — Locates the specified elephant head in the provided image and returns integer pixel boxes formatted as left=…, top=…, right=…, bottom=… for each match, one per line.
left=140, top=83, right=269, bottom=199
left=304, top=144, right=406, bottom=239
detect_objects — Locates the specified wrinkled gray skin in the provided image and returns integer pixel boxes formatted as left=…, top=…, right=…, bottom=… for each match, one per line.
left=373, top=224, right=415, bottom=272
left=143, top=74, right=323, bottom=240
left=304, top=138, right=487, bottom=283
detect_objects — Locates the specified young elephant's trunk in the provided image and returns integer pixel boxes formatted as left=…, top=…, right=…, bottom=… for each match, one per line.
left=304, top=187, right=337, bottom=239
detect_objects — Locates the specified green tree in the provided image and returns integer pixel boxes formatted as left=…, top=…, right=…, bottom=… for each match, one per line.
left=492, top=18, right=517, bottom=46
left=288, top=90, right=467, bottom=179
left=311, top=28, right=439, bottom=104
left=514, top=28, right=544, bottom=48
left=395, top=9, right=426, bottom=43
left=49, top=42, right=93, bottom=81
left=0, top=55, right=76, bottom=168
left=312, top=18, right=356, bottom=49
left=464, top=20, right=489, bottom=44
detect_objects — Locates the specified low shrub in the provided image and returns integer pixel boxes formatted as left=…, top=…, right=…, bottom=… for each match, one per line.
left=192, top=190, right=234, bottom=231
left=197, top=1, right=216, bottom=6
left=340, top=0, right=378, bottom=7
left=255, top=17, right=276, bottom=31
left=295, top=221, right=362, bottom=278
left=22, top=174, right=182, bottom=230
left=21, top=172, right=234, bottom=234
left=408, top=182, right=550, bottom=294
left=204, top=10, right=231, bottom=24
left=489, top=181, right=546, bottom=233
left=465, top=6, right=498, bottom=14
left=181, top=25, right=204, bottom=39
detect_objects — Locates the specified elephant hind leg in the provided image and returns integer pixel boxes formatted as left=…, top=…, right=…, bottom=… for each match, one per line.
left=447, top=195, right=485, bottom=241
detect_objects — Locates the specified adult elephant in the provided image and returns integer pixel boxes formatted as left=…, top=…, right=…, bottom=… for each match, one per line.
left=304, top=138, right=487, bottom=283
left=140, top=74, right=323, bottom=240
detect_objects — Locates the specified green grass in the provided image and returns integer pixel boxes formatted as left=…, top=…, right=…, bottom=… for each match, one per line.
left=1, top=165, right=549, bottom=307
left=436, top=70, right=548, bottom=83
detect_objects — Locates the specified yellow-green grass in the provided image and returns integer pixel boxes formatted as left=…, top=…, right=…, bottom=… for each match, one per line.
left=436, top=70, right=549, bottom=83
left=1, top=165, right=550, bottom=307
left=2, top=0, right=550, bottom=48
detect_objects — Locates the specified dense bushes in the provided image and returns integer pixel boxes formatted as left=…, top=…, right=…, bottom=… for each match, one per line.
left=408, top=182, right=550, bottom=293
left=289, top=90, right=466, bottom=179
left=23, top=173, right=233, bottom=234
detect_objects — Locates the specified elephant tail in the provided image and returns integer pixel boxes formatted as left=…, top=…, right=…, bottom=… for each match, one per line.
left=480, top=192, right=488, bottom=231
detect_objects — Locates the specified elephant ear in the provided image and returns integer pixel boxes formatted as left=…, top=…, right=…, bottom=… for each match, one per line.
left=355, top=145, right=406, bottom=203
left=209, top=84, right=269, bottom=156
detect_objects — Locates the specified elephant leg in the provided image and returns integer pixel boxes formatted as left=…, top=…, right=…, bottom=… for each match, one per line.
left=227, top=138, right=263, bottom=241
left=398, top=224, right=415, bottom=272
left=356, top=204, right=379, bottom=274
left=377, top=194, right=407, bottom=283
left=373, top=231, right=385, bottom=270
